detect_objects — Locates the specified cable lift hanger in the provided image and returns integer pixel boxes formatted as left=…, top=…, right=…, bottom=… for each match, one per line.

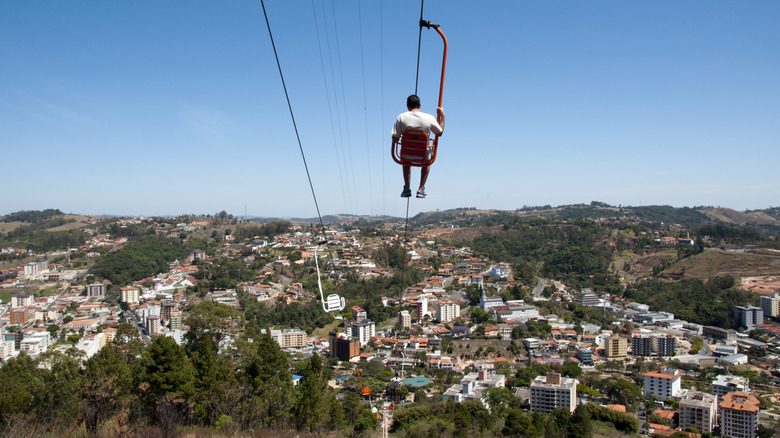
left=314, top=246, right=345, bottom=313
left=391, top=19, right=448, bottom=168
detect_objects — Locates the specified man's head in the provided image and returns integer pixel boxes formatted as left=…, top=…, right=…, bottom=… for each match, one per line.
left=406, top=94, right=421, bottom=110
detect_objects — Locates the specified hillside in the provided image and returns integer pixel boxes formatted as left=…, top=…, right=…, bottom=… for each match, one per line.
left=700, top=207, right=780, bottom=226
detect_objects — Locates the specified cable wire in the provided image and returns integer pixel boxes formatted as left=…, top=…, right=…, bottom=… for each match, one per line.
left=357, top=0, right=374, bottom=216
left=414, top=0, right=425, bottom=94
left=329, top=0, right=360, bottom=214
left=260, top=0, right=327, bottom=241
left=311, top=0, right=350, bottom=214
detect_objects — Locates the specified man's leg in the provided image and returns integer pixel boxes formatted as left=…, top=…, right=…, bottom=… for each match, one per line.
left=403, top=165, right=411, bottom=189
left=419, top=165, right=430, bottom=191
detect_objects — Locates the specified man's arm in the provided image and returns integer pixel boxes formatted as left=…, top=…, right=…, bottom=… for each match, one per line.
left=433, top=107, right=445, bottom=135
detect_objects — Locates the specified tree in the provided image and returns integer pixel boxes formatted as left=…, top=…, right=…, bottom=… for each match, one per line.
left=113, top=322, right=145, bottom=362
left=471, top=307, right=492, bottom=324
left=81, top=346, right=133, bottom=432
left=184, top=301, right=242, bottom=353
left=293, top=354, right=328, bottom=433
left=190, top=333, right=240, bottom=426
left=0, top=353, right=46, bottom=419
left=242, top=329, right=294, bottom=429
left=138, top=336, right=196, bottom=431
left=562, top=362, right=583, bottom=378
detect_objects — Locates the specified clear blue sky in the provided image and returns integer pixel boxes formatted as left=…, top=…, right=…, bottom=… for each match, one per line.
left=2, top=1, right=779, bottom=219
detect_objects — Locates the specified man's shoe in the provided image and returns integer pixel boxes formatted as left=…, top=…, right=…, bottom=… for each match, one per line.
left=416, top=189, right=427, bottom=198
left=401, top=187, right=412, bottom=198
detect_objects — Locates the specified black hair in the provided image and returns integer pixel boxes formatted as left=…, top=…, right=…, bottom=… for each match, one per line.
left=406, top=94, right=421, bottom=109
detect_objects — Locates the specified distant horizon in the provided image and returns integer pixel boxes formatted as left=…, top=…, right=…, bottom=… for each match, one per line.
left=2, top=201, right=776, bottom=221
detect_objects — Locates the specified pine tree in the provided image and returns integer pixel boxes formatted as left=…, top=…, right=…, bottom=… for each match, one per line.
left=243, top=329, right=293, bottom=429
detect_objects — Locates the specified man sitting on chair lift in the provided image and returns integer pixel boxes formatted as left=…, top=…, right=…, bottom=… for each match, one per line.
left=391, top=94, right=445, bottom=198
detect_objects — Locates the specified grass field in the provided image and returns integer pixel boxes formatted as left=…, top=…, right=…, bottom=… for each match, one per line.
left=0, top=221, right=24, bottom=234
left=664, top=249, right=780, bottom=278
left=47, top=214, right=92, bottom=231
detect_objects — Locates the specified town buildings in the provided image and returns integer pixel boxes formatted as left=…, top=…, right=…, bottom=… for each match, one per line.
left=530, top=373, right=578, bottom=413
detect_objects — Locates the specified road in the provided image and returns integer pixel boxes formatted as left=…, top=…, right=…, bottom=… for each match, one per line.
left=124, top=310, right=151, bottom=344
left=532, top=279, right=548, bottom=298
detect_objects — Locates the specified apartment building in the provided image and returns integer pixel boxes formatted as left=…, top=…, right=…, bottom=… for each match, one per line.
left=719, top=392, right=759, bottom=438
left=642, top=367, right=682, bottom=399
left=347, top=320, right=376, bottom=347
left=271, top=328, right=307, bottom=349
left=678, top=390, right=717, bottom=434
left=87, top=283, right=105, bottom=298
left=733, top=304, right=763, bottom=330
left=604, top=336, right=628, bottom=359
left=120, top=286, right=140, bottom=304
left=712, top=374, right=749, bottom=404
left=631, top=334, right=675, bottom=357
left=329, top=331, right=360, bottom=361
left=760, top=292, right=780, bottom=318
left=398, top=310, right=411, bottom=329
left=530, top=373, right=578, bottom=413
left=435, top=301, right=460, bottom=323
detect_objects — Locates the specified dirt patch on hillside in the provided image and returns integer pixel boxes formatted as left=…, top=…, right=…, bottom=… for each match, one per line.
left=627, top=249, right=677, bottom=278
left=422, top=226, right=502, bottom=242
left=665, top=250, right=780, bottom=279
left=740, top=276, right=780, bottom=295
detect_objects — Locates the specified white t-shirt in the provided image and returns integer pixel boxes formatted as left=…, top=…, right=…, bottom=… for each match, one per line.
left=391, top=111, right=443, bottom=138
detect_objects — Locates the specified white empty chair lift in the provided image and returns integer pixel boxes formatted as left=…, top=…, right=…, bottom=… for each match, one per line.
left=314, top=247, right=345, bottom=313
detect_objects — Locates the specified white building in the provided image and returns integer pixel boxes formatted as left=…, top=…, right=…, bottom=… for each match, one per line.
left=733, top=304, right=763, bottom=330
left=19, top=332, right=51, bottom=357
left=271, top=328, right=307, bottom=349
left=760, top=292, right=780, bottom=318
left=87, top=283, right=105, bottom=298
left=479, top=290, right=503, bottom=311
left=530, top=373, right=578, bottom=413
left=679, top=390, right=717, bottom=434
left=75, top=333, right=107, bottom=359
left=120, top=287, right=140, bottom=304
left=504, top=302, right=540, bottom=322
left=719, top=392, right=759, bottom=438
left=348, top=320, right=376, bottom=347
left=147, top=315, right=161, bottom=335
left=712, top=375, right=749, bottom=404
left=11, top=293, right=33, bottom=308
left=435, top=301, right=460, bottom=323
left=443, top=369, right=506, bottom=406
left=642, top=367, right=682, bottom=399
left=0, top=340, right=17, bottom=361
left=398, top=310, right=411, bottom=329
